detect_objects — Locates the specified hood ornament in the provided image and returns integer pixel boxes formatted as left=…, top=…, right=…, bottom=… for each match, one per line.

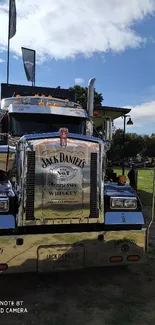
left=59, top=128, right=68, bottom=147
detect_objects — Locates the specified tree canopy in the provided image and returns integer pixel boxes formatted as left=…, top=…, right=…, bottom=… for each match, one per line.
left=69, top=85, right=103, bottom=106
left=107, top=129, right=155, bottom=160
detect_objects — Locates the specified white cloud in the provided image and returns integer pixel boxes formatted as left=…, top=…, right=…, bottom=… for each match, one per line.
left=13, top=55, right=19, bottom=60
left=0, top=0, right=155, bottom=62
left=114, top=100, right=155, bottom=129
left=75, top=78, right=84, bottom=85
left=0, top=58, right=5, bottom=63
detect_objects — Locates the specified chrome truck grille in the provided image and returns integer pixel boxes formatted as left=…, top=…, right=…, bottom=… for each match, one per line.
left=26, top=151, right=35, bottom=220
left=90, top=152, right=98, bottom=218
left=18, top=136, right=104, bottom=226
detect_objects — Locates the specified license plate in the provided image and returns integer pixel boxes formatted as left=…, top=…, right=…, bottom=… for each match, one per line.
left=37, top=244, right=84, bottom=272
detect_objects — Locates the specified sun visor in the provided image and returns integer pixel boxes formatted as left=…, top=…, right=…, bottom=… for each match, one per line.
left=8, top=103, right=88, bottom=118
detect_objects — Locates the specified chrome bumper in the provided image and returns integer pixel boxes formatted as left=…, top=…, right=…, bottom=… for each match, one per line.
left=0, top=228, right=147, bottom=273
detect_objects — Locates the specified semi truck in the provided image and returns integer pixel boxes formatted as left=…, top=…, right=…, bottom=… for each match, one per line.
left=0, top=78, right=148, bottom=273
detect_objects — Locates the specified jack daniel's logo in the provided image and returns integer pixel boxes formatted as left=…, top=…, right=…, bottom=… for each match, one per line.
left=42, top=152, right=86, bottom=169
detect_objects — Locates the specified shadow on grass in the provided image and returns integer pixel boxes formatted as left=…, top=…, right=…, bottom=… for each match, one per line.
left=138, top=189, right=153, bottom=207
left=0, top=241, right=153, bottom=325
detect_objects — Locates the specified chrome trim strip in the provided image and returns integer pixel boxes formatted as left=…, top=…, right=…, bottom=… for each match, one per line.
left=19, top=132, right=104, bottom=145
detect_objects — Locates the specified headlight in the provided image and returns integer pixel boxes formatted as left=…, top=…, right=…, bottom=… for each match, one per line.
left=0, top=198, right=9, bottom=212
left=110, top=197, right=137, bottom=210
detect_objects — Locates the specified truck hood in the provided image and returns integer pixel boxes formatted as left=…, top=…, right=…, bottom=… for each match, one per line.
left=104, top=182, right=136, bottom=197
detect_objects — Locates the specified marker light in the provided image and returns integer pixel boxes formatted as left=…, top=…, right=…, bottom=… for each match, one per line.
left=110, top=256, right=123, bottom=263
left=34, top=94, right=39, bottom=97
left=46, top=102, right=53, bottom=106
left=39, top=102, right=44, bottom=106
left=13, top=101, right=19, bottom=104
left=16, top=95, right=20, bottom=98
left=54, top=103, right=59, bottom=107
left=48, top=95, right=52, bottom=98
left=127, top=255, right=140, bottom=261
left=77, top=106, right=81, bottom=109
left=119, top=175, right=126, bottom=183
left=41, top=94, right=45, bottom=97
left=65, top=99, right=69, bottom=102
left=94, top=111, right=99, bottom=116
left=0, top=264, right=8, bottom=271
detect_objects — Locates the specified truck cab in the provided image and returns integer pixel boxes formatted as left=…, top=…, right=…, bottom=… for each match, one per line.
left=0, top=79, right=148, bottom=273
left=0, top=97, right=86, bottom=141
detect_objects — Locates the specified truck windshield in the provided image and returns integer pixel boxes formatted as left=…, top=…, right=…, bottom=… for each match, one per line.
left=9, top=113, right=85, bottom=136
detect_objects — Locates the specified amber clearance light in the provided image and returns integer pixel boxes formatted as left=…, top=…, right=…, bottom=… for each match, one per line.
left=119, top=175, right=126, bottom=184
left=93, top=111, right=99, bottom=116
left=127, top=255, right=140, bottom=261
left=46, top=102, right=53, bottom=106
left=39, top=102, right=44, bottom=106
left=109, top=256, right=123, bottom=263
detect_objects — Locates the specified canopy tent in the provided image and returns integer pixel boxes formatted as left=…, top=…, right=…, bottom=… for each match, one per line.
left=93, top=105, right=131, bottom=128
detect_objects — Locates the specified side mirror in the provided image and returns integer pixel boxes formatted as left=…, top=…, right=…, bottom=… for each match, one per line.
left=0, top=145, right=16, bottom=172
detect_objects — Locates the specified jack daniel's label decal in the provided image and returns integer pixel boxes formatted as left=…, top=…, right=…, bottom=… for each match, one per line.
left=41, top=152, right=86, bottom=169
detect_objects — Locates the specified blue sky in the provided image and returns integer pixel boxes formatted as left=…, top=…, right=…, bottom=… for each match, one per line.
left=0, top=0, right=155, bottom=135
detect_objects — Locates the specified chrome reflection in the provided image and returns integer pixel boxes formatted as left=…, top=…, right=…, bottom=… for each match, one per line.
left=0, top=145, right=15, bottom=172
left=0, top=229, right=147, bottom=273
left=17, top=136, right=104, bottom=226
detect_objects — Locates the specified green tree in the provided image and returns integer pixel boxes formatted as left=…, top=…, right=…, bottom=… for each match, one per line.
left=108, top=129, right=145, bottom=161
left=123, top=133, right=145, bottom=158
left=143, top=135, right=155, bottom=157
left=69, top=85, right=103, bottom=106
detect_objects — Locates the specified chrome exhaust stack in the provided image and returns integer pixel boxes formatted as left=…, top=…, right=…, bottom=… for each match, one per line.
left=87, top=77, right=96, bottom=118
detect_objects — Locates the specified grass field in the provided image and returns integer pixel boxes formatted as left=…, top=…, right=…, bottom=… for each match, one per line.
left=0, top=169, right=155, bottom=325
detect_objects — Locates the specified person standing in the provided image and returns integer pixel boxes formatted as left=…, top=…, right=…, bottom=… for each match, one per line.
left=128, top=164, right=138, bottom=191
